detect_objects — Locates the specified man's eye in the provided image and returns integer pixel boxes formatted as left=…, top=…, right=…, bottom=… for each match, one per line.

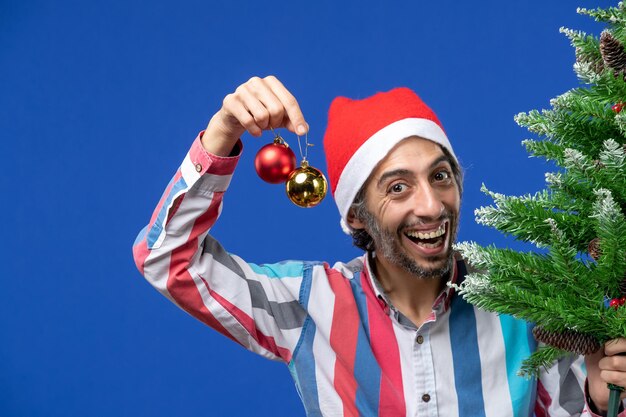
left=389, top=183, right=407, bottom=194
left=433, top=170, right=451, bottom=182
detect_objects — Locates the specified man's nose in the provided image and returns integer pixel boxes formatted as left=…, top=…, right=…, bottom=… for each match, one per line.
left=412, top=185, right=444, bottom=219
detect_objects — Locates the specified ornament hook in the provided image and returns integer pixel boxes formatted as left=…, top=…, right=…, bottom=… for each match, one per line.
left=296, top=132, right=314, bottom=163
left=269, top=126, right=287, bottom=146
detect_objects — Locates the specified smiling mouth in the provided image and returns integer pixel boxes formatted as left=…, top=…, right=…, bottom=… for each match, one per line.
left=404, top=222, right=448, bottom=249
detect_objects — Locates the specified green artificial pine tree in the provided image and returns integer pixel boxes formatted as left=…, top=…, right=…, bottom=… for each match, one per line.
left=454, top=5, right=626, bottom=413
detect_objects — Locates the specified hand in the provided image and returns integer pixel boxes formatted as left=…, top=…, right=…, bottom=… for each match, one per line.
left=202, top=75, right=308, bottom=156
left=586, top=338, right=626, bottom=413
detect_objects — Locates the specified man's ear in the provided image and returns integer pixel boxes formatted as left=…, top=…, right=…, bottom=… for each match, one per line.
left=346, top=207, right=365, bottom=229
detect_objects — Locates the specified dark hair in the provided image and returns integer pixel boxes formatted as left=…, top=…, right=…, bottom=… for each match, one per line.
left=349, top=146, right=463, bottom=251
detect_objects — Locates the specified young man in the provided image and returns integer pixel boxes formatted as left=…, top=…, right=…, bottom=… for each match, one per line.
left=133, top=76, right=626, bottom=416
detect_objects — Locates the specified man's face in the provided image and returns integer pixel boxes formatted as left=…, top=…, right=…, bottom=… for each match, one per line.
left=349, top=137, right=461, bottom=279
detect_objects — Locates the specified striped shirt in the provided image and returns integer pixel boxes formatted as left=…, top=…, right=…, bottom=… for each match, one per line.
left=133, top=134, right=608, bottom=417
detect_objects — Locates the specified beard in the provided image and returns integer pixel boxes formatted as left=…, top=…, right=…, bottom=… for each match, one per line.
left=361, top=208, right=458, bottom=279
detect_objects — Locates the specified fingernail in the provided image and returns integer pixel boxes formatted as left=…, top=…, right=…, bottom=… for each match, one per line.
left=297, top=124, right=307, bottom=135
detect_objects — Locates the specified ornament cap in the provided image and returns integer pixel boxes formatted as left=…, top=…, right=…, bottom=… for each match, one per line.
left=273, top=135, right=289, bottom=146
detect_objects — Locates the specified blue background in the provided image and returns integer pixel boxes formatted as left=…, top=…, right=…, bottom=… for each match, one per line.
left=1, top=1, right=607, bottom=416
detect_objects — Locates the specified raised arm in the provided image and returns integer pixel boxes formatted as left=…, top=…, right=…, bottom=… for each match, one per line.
left=132, top=76, right=311, bottom=362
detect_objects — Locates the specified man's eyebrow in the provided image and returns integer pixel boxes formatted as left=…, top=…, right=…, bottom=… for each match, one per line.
left=376, top=156, right=452, bottom=188
left=376, top=169, right=414, bottom=188
left=429, top=155, right=452, bottom=169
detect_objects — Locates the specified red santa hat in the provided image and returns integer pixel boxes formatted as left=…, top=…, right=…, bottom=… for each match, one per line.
left=323, top=87, right=457, bottom=233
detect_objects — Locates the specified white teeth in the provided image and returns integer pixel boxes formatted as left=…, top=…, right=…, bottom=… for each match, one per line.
left=418, top=241, right=441, bottom=248
left=406, top=223, right=446, bottom=240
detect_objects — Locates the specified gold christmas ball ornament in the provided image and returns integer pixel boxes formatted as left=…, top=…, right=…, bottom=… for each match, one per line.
left=285, top=160, right=328, bottom=208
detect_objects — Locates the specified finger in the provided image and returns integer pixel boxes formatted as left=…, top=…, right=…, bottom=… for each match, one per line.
left=264, top=75, right=308, bottom=135
left=244, top=77, right=287, bottom=130
left=605, top=338, right=626, bottom=356
left=222, top=93, right=263, bottom=137
left=237, top=85, right=273, bottom=131
left=600, top=369, right=626, bottom=387
left=599, top=355, right=626, bottom=372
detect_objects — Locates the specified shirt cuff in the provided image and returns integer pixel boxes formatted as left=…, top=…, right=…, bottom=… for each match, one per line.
left=188, top=131, right=243, bottom=177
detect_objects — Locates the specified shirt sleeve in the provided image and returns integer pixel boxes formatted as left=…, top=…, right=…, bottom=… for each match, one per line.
left=535, top=352, right=626, bottom=417
left=132, top=132, right=307, bottom=363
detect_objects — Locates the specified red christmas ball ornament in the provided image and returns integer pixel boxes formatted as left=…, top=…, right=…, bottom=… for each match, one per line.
left=610, top=298, right=621, bottom=309
left=254, top=137, right=297, bottom=184
left=619, top=296, right=626, bottom=306
left=612, top=102, right=623, bottom=113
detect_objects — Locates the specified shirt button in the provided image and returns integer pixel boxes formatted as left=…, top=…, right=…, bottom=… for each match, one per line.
left=416, top=335, right=424, bottom=344
left=422, top=393, right=431, bottom=403
left=195, top=163, right=203, bottom=172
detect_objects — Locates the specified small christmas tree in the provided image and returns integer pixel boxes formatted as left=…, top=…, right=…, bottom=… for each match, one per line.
left=455, top=1, right=626, bottom=390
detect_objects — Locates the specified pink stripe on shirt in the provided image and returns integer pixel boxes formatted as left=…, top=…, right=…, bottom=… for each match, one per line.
left=535, top=380, right=551, bottom=417
left=328, top=269, right=360, bottom=417
left=166, top=192, right=239, bottom=344
left=362, top=272, right=406, bottom=417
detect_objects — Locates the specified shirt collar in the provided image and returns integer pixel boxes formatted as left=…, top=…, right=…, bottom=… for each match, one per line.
left=363, top=251, right=462, bottom=318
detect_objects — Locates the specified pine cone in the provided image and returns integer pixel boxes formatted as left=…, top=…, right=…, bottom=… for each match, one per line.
left=532, top=326, right=601, bottom=355
left=600, top=31, right=626, bottom=76
left=588, top=238, right=601, bottom=260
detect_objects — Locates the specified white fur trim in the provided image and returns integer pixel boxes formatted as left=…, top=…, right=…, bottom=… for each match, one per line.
left=335, top=117, right=455, bottom=234
left=340, top=218, right=352, bottom=234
